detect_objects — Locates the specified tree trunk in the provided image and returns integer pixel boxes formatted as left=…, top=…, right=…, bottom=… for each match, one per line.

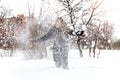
left=77, top=39, right=83, bottom=57
left=93, top=38, right=97, bottom=58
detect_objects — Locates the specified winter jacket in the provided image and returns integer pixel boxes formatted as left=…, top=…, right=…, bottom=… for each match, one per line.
left=35, top=26, right=70, bottom=47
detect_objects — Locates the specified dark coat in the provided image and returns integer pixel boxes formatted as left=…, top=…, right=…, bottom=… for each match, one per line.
left=35, top=26, right=71, bottom=53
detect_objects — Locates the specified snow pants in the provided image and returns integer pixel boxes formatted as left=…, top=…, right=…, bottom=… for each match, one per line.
left=53, top=46, right=68, bottom=69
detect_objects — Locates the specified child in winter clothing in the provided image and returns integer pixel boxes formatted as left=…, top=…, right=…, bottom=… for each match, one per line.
left=35, top=17, right=70, bottom=69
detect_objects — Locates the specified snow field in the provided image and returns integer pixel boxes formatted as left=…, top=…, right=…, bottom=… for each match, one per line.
left=0, top=50, right=120, bottom=80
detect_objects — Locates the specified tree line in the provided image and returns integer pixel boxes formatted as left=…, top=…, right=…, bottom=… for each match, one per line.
left=0, top=0, right=119, bottom=58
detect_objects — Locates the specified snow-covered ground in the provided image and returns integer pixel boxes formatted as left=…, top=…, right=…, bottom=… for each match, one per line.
left=0, top=49, right=120, bottom=80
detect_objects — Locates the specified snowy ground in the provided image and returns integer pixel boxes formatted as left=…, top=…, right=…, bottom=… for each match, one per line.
left=0, top=49, right=120, bottom=80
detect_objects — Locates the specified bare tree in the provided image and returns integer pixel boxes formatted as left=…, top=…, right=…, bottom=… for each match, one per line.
left=0, top=6, right=17, bottom=57
left=112, top=39, right=120, bottom=50
left=27, top=1, right=35, bottom=18
left=86, top=21, right=103, bottom=57
left=101, top=20, right=114, bottom=49
left=80, top=0, right=105, bottom=58
left=57, top=0, right=104, bottom=57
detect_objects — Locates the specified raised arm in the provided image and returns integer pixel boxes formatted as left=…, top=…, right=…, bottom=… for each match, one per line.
left=34, top=27, right=57, bottom=43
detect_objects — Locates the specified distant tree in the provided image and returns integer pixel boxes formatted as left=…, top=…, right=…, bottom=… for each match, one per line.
left=0, top=6, right=16, bottom=57
left=101, top=20, right=114, bottom=49
left=112, top=39, right=120, bottom=50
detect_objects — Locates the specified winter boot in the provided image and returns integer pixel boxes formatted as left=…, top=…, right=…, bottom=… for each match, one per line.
left=63, top=66, right=69, bottom=69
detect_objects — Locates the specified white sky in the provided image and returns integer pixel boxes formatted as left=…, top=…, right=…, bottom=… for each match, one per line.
left=102, top=0, right=120, bottom=39
left=0, top=0, right=120, bottom=39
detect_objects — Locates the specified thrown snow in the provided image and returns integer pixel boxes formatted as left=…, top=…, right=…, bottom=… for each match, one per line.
left=0, top=50, right=120, bottom=80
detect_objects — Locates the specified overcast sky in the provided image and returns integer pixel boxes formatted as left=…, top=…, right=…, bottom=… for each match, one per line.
left=0, top=0, right=120, bottom=39
left=103, top=0, right=120, bottom=39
